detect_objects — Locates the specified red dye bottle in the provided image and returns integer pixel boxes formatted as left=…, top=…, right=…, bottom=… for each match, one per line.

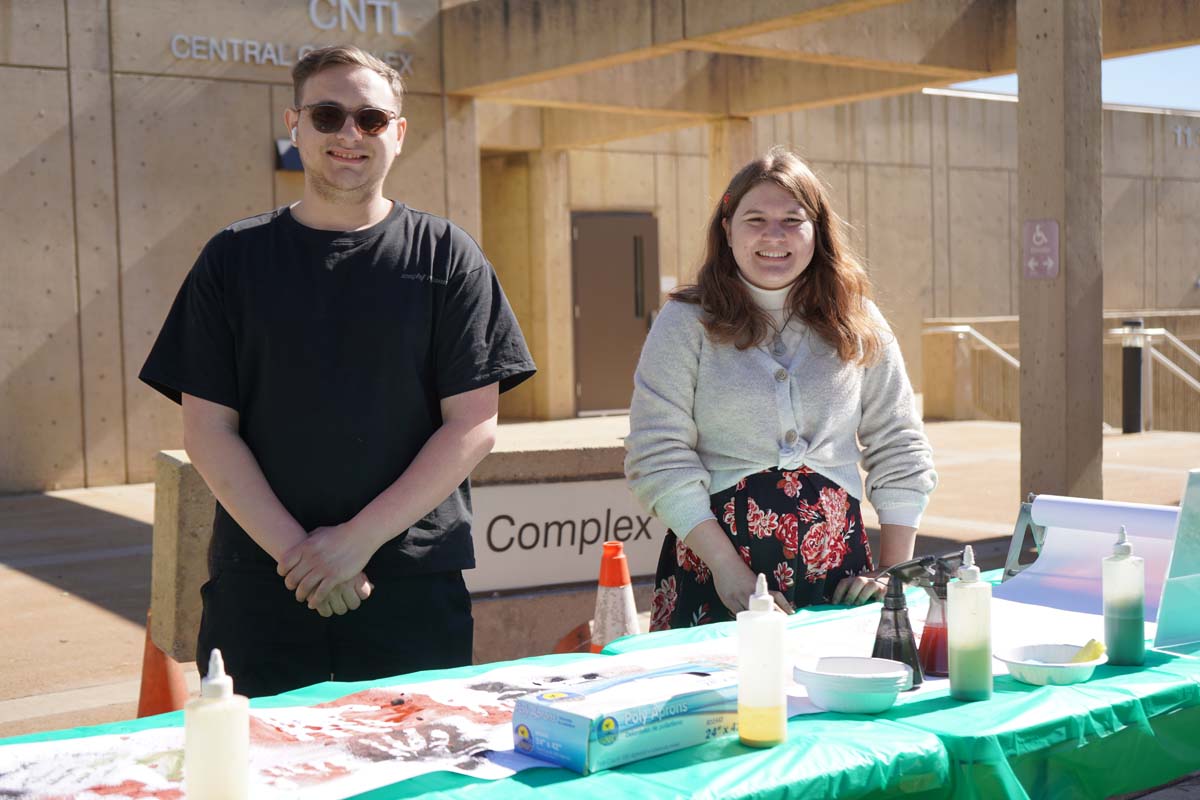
left=917, top=558, right=955, bottom=677
left=918, top=596, right=949, bottom=677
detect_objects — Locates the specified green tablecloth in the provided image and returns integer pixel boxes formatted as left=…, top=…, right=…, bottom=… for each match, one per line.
left=1, top=650, right=947, bottom=800
left=4, top=573, right=1198, bottom=799
left=603, top=577, right=1200, bottom=800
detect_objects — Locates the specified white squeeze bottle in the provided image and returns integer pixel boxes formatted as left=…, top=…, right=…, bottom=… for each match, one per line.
left=185, top=649, right=250, bottom=799
left=948, top=545, right=993, bottom=702
left=738, top=573, right=787, bottom=747
left=1103, top=526, right=1146, bottom=666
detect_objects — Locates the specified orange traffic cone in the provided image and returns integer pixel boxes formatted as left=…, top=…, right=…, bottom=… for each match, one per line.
left=136, top=610, right=189, bottom=717
left=590, top=541, right=640, bottom=653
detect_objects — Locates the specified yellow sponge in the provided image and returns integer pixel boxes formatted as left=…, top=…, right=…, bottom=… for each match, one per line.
left=1070, top=639, right=1107, bottom=663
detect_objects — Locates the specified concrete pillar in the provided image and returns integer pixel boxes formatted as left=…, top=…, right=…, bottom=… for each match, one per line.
left=922, top=329, right=975, bottom=420
left=929, top=94, right=952, bottom=319
left=66, top=0, right=127, bottom=486
left=528, top=150, right=575, bottom=419
left=443, top=96, right=482, bottom=241
left=150, top=451, right=212, bottom=661
left=707, top=118, right=755, bottom=207
left=1017, top=0, right=1103, bottom=499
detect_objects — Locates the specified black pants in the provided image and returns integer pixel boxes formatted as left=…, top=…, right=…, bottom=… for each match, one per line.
left=197, top=565, right=474, bottom=698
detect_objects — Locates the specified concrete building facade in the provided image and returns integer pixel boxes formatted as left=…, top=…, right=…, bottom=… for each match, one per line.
left=2, top=0, right=1199, bottom=493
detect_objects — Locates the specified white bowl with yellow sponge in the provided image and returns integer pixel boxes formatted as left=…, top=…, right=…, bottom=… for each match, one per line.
left=993, top=640, right=1109, bottom=686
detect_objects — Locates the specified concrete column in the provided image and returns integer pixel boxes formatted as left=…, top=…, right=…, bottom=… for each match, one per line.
left=150, top=451, right=211, bottom=661
left=1017, top=0, right=1103, bottom=499
left=929, top=94, right=952, bottom=318
left=707, top=118, right=755, bottom=206
left=66, top=0, right=127, bottom=486
left=922, top=329, right=975, bottom=420
left=528, top=150, right=575, bottom=419
left=443, top=95, right=482, bottom=241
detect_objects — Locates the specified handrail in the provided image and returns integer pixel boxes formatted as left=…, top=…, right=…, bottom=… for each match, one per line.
left=923, top=325, right=1020, bottom=370
left=1159, top=330, right=1200, bottom=371
left=1149, top=346, right=1200, bottom=394
left=1107, top=327, right=1200, bottom=399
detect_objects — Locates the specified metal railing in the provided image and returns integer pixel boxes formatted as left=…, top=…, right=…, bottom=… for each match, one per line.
left=923, top=324, right=1020, bottom=370
left=1108, top=326, right=1200, bottom=395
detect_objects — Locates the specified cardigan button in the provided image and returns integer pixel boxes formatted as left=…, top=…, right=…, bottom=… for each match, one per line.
left=784, top=429, right=798, bottom=445
left=774, top=368, right=788, bottom=382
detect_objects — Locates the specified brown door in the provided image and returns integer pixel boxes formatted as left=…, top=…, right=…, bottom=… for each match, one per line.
left=572, top=212, right=660, bottom=414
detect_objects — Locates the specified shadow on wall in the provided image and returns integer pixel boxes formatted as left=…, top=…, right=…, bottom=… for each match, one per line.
left=0, top=491, right=152, bottom=626
left=0, top=197, right=211, bottom=493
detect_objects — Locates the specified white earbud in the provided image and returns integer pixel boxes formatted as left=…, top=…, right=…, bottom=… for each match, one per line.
left=290, top=127, right=298, bottom=144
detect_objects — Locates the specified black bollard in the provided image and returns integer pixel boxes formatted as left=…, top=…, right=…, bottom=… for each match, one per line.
left=1122, top=318, right=1144, bottom=434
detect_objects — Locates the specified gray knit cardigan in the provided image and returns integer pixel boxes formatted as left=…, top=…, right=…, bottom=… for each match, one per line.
left=624, top=298, right=937, bottom=539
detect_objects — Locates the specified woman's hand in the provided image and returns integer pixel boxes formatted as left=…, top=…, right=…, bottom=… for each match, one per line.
left=711, top=557, right=793, bottom=615
left=830, top=523, right=918, bottom=606
left=682, top=520, right=792, bottom=615
left=830, top=571, right=888, bottom=605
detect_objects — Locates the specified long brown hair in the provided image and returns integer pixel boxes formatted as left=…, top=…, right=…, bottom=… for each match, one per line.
left=673, top=147, right=882, bottom=364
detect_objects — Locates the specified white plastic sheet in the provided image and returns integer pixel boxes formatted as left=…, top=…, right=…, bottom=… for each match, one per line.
left=993, top=494, right=1180, bottom=621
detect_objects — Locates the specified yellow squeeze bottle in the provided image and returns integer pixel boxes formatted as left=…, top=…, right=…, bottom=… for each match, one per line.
left=184, top=649, right=250, bottom=799
left=737, top=574, right=787, bottom=747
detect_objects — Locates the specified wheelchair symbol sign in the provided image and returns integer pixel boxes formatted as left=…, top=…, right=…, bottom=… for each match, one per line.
left=1022, top=219, right=1059, bottom=279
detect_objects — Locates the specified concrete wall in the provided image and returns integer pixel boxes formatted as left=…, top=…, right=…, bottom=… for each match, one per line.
left=751, top=92, right=1200, bottom=390
left=482, top=92, right=1200, bottom=415
left=4, top=2, right=1200, bottom=492
left=0, top=0, right=478, bottom=491
left=482, top=127, right=710, bottom=421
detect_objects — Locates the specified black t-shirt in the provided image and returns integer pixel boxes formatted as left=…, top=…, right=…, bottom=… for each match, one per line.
left=139, top=202, right=535, bottom=575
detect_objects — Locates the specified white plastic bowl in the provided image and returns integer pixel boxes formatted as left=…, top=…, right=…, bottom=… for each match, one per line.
left=993, top=644, right=1108, bottom=686
left=793, top=657, right=913, bottom=714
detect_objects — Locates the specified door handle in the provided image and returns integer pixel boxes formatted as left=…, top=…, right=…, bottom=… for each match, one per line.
left=633, top=235, right=645, bottom=318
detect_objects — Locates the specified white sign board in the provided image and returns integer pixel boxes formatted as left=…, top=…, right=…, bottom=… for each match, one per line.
left=466, top=479, right=666, bottom=593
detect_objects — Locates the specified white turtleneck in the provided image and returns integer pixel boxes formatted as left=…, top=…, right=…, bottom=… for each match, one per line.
left=739, top=274, right=806, bottom=368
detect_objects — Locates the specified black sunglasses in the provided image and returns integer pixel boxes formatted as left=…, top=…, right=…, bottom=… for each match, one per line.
left=298, top=103, right=399, bottom=136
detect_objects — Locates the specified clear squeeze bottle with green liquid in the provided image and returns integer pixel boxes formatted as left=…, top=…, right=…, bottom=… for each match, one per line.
left=1103, top=526, right=1145, bottom=666
left=948, top=545, right=993, bottom=702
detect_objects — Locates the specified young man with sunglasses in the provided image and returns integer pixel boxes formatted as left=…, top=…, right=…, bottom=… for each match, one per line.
left=140, top=46, right=534, bottom=697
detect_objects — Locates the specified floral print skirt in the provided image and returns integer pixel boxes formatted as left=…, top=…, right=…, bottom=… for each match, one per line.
left=650, top=467, right=872, bottom=631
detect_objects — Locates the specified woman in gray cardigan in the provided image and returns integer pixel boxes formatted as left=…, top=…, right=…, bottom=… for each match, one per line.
left=625, top=147, right=937, bottom=630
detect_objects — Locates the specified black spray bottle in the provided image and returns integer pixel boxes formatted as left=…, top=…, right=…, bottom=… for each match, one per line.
left=871, top=556, right=935, bottom=688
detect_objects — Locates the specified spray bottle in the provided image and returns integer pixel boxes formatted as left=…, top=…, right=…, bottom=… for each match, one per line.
left=947, top=545, right=992, bottom=701
left=1103, top=526, right=1145, bottom=666
left=185, top=649, right=250, bottom=799
left=738, top=574, right=787, bottom=748
left=872, top=556, right=935, bottom=687
left=917, top=554, right=963, bottom=678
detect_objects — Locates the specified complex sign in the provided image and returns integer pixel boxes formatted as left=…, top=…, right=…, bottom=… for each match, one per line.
left=168, top=0, right=416, bottom=75
left=466, top=479, right=666, bottom=593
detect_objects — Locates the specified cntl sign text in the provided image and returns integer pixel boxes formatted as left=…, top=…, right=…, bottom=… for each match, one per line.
left=168, top=0, right=416, bottom=75
left=309, top=0, right=411, bottom=35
